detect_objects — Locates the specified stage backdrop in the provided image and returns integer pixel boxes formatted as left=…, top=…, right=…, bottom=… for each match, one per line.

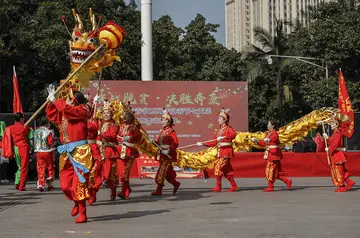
left=84, top=81, right=248, bottom=178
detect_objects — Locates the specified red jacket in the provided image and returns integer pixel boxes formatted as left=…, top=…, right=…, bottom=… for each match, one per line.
left=203, top=124, right=236, bottom=159
left=6, top=122, right=31, bottom=147
left=155, top=125, right=178, bottom=162
left=116, top=123, right=141, bottom=159
left=314, top=134, right=325, bottom=152
left=87, top=119, right=101, bottom=160
left=46, top=100, right=89, bottom=143
left=257, top=129, right=282, bottom=161
left=87, top=119, right=99, bottom=141
left=97, top=120, right=119, bottom=159
left=328, top=128, right=346, bottom=163
left=1, top=122, right=31, bottom=158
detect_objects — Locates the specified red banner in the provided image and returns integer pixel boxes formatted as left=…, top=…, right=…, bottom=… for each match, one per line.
left=13, top=66, right=23, bottom=114
left=338, top=69, right=354, bottom=138
left=85, top=81, right=248, bottom=178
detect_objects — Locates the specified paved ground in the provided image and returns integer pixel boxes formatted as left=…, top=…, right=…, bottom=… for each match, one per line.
left=0, top=177, right=359, bottom=238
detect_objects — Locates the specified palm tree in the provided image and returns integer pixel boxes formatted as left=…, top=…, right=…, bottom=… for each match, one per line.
left=244, top=19, right=292, bottom=125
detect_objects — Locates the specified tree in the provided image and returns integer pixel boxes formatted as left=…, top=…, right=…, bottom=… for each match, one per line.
left=290, top=0, right=360, bottom=109
left=179, top=14, right=244, bottom=81
left=152, top=15, right=185, bottom=80
left=244, top=19, right=292, bottom=125
left=180, top=14, right=222, bottom=80
left=0, top=0, right=142, bottom=112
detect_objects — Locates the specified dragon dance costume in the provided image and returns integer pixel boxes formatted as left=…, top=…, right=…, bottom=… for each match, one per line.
left=46, top=90, right=92, bottom=223
left=95, top=103, right=120, bottom=201
left=256, top=124, right=292, bottom=192
left=34, top=125, right=55, bottom=191
left=151, top=109, right=181, bottom=196
left=116, top=109, right=141, bottom=199
left=202, top=109, right=238, bottom=192
left=2, top=119, right=33, bottom=191
left=325, top=113, right=355, bottom=192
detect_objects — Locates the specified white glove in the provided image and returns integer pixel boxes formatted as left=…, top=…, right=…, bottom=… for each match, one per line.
left=93, top=94, right=100, bottom=103
left=217, top=136, right=225, bottom=142
left=148, top=138, right=154, bottom=143
left=323, top=133, right=328, bottom=139
left=161, top=149, right=169, bottom=155
left=325, top=147, right=329, bottom=152
left=196, top=142, right=203, bottom=146
left=123, top=136, right=131, bottom=142
left=264, top=138, right=270, bottom=142
left=47, top=84, right=56, bottom=102
left=251, top=138, right=257, bottom=142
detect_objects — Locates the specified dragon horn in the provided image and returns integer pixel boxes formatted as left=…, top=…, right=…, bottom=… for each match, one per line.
left=89, top=8, right=96, bottom=31
left=72, top=9, right=84, bottom=31
left=71, top=9, right=78, bottom=29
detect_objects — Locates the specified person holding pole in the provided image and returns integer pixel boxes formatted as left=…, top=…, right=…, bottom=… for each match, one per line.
left=87, top=94, right=102, bottom=205
left=46, top=85, right=92, bottom=223
left=197, top=109, right=238, bottom=192
left=96, top=102, right=120, bottom=201
left=151, top=108, right=181, bottom=196
left=323, top=114, right=355, bottom=192
left=116, top=103, right=141, bottom=199
left=252, top=120, right=292, bottom=192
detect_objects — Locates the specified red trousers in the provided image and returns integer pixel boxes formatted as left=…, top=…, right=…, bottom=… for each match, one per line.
left=331, top=163, right=350, bottom=187
left=18, top=146, right=30, bottom=190
left=60, top=159, right=90, bottom=201
left=265, top=160, right=287, bottom=183
left=102, top=157, right=120, bottom=189
left=36, top=152, right=55, bottom=188
left=214, top=157, right=234, bottom=178
left=88, top=144, right=103, bottom=192
left=155, top=159, right=177, bottom=185
left=89, top=159, right=102, bottom=192
left=119, top=157, right=135, bottom=182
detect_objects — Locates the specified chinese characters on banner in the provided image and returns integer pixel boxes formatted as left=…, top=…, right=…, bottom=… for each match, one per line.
left=85, top=81, right=248, bottom=178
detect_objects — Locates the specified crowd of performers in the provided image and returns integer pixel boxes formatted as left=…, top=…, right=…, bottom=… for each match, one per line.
left=0, top=86, right=355, bottom=224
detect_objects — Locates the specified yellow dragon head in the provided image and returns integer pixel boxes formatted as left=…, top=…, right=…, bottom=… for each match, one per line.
left=57, top=8, right=124, bottom=100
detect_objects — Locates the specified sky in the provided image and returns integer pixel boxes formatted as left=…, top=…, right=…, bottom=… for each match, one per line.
left=132, top=0, right=225, bottom=45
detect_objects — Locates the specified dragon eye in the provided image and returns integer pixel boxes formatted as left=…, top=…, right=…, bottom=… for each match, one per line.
left=87, top=38, right=98, bottom=45
left=74, top=36, right=79, bottom=41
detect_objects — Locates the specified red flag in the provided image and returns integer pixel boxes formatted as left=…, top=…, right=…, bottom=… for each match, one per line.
left=338, top=69, right=354, bottom=138
left=13, top=66, right=23, bottom=114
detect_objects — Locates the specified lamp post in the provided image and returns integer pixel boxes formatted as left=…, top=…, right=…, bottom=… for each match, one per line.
left=266, top=55, right=328, bottom=79
left=141, top=0, right=153, bottom=81
left=265, top=54, right=328, bottom=126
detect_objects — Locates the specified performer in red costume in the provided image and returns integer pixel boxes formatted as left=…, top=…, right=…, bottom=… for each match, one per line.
left=252, top=120, right=292, bottom=192
left=324, top=114, right=355, bottom=192
left=86, top=94, right=102, bottom=204
left=2, top=113, right=32, bottom=191
left=96, top=103, right=120, bottom=201
left=116, top=106, right=141, bottom=199
left=45, top=84, right=92, bottom=223
left=314, top=132, right=325, bottom=152
left=34, top=117, right=55, bottom=191
left=151, top=109, right=181, bottom=196
left=197, top=109, right=238, bottom=192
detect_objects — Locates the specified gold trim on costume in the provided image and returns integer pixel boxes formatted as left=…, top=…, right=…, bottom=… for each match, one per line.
left=123, top=158, right=135, bottom=182
left=156, top=160, right=171, bottom=185
left=58, top=144, right=93, bottom=173
left=265, top=161, right=275, bottom=182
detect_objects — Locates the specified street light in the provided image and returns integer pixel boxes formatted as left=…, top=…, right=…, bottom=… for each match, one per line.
left=266, top=55, right=328, bottom=80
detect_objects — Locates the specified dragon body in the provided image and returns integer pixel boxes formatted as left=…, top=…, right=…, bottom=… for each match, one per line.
left=101, top=101, right=337, bottom=170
